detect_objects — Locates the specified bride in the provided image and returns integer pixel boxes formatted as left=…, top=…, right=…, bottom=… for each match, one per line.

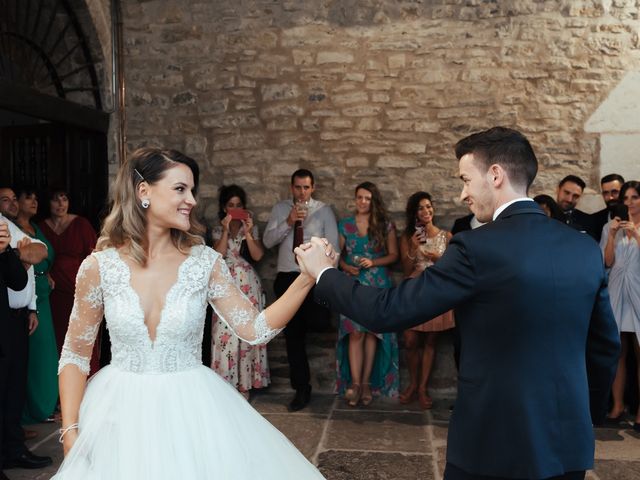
left=53, top=148, right=326, bottom=479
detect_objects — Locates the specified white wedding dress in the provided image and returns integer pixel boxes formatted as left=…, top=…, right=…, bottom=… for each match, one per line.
left=52, top=245, right=324, bottom=479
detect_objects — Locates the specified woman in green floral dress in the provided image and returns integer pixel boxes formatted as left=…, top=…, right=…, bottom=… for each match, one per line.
left=336, top=182, right=399, bottom=406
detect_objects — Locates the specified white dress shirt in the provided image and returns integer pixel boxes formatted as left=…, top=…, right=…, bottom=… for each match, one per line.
left=0, top=214, right=45, bottom=310
left=263, top=198, right=338, bottom=273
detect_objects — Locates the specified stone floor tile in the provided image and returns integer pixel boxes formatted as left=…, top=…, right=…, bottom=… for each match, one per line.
left=593, top=459, right=640, bottom=480
left=334, top=396, right=424, bottom=413
left=435, top=446, right=448, bottom=478
left=317, top=450, right=434, bottom=480
left=263, top=413, right=326, bottom=460
left=325, top=410, right=429, bottom=453
left=251, top=391, right=335, bottom=416
left=8, top=422, right=62, bottom=480
left=595, top=428, right=640, bottom=461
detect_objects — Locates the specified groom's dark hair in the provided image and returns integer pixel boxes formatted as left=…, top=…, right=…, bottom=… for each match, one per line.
left=455, top=126, right=538, bottom=191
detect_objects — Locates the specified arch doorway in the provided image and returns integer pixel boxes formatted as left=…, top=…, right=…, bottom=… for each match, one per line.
left=0, top=0, right=110, bottom=227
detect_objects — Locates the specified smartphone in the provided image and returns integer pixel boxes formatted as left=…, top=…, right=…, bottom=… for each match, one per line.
left=612, top=204, right=629, bottom=221
left=228, top=208, right=250, bottom=221
left=415, top=221, right=427, bottom=244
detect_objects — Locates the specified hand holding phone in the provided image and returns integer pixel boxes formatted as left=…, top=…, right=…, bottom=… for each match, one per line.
left=612, top=204, right=629, bottom=221
left=227, top=208, right=250, bottom=221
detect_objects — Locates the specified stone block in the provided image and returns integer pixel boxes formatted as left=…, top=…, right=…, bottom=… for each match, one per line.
left=266, top=118, right=298, bottom=131
left=388, top=53, right=406, bottom=69
left=261, top=83, right=301, bottom=102
left=260, top=104, right=305, bottom=118
left=201, top=113, right=261, bottom=129
left=344, top=73, right=366, bottom=82
left=343, top=105, right=383, bottom=117
left=325, top=118, right=354, bottom=129
left=332, top=91, right=368, bottom=105
left=213, top=133, right=265, bottom=151
left=292, top=50, right=314, bottom=66
left=239, top=62, right=277, bottom=79
left=376, top=156, right=421, bottom=168
left=317, top=51, right=355, bottom=64
left=356, top=118, right=383, bottom=131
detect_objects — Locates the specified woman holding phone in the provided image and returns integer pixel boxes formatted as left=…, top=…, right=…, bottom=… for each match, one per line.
left=210, top=185, right=269, bottom=398
left=600, top=180, right=640, bottom=429
left=398, top=191, right=453, bottom=409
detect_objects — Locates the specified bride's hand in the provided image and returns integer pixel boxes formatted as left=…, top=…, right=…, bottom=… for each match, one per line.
left=63, top=429, right=78, bottom=456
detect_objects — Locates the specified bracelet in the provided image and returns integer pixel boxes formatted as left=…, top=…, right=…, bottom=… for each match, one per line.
left=58, top=423, right=79, bottom=443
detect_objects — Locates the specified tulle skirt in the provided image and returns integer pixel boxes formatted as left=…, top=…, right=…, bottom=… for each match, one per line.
left=52, top=364, right=324, bottom=479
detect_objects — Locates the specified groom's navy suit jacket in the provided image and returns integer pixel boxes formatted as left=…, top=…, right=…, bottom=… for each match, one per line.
left=315, top=201, right=620, bottom=479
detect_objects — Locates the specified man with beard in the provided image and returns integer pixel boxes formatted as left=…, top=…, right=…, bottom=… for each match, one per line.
left=590, top=174, right=625, bottom=243
left=555, top=175, right=595, bottom=238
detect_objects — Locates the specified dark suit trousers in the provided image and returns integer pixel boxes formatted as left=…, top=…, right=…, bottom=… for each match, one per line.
left=274, top=272, right=329, bottom=391
left=0, top=307, right=29, bottom=463
left=444, top=463, right=585, bottom=480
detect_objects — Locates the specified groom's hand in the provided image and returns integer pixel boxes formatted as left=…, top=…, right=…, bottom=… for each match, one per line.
left=295, top=236, right=338, bottom=280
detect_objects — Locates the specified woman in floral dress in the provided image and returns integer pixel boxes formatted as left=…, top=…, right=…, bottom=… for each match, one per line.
left=336, top=182, right=399, bottom=406
left=398, top=191, right=454, bottom=409
left=210, top=185, right=269, bottom=397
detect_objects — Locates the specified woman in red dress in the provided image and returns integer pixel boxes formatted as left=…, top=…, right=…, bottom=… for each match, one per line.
left=39, top=189, right=98, bottom=373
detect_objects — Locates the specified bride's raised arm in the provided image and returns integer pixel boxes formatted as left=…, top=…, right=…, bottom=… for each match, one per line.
left=207, top=253, right=314, bottom=345
left=58, top=255, right=104, bottom=454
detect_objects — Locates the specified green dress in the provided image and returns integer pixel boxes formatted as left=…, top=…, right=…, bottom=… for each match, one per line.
left=23, top=222, right=59, bottom=423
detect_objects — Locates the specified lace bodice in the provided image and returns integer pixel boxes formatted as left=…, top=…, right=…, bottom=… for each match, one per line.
left=59, top=245, right=281, bottom=375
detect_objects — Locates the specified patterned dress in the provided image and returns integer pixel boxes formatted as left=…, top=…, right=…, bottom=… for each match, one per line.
left=410, top=229, right=455, bottom=332
left=336, top=217, right=399, bottom=397
left=210, top=225, right=270, bottom=392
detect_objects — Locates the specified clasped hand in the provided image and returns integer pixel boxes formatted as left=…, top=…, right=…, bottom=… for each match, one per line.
left=294, top=236, right=339, bottom=279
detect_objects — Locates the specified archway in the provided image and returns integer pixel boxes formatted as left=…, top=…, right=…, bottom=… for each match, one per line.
left=0, top=0, right=109, bottom=225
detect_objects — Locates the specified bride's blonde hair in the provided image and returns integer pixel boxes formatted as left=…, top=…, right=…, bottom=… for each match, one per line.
left=96, top=147, right=205, bottom=265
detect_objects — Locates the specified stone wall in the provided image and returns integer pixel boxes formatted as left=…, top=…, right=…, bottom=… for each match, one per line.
left=122, top=0, right=640, bottom=232
left=117, top=0, right=640, bottom=395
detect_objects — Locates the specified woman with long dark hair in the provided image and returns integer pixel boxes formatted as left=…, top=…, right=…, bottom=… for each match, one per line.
left=336, top=181, right=399, bottom=406
left=398, top=191, right=454, bottom=409
left=14, top=186, right=58, bottom=423
left=210, top=184, right=269, bottom=398
left=601, top=180, right=640, bottom=430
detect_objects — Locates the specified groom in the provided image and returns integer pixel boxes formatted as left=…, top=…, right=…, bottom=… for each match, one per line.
left=296, top=127, right=620, bottom=480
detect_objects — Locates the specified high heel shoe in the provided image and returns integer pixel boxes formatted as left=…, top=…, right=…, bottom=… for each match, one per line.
left=418, top=389, right=433, bottom=410
left=399, top=385, right=418, bottom=404
left=345, top=384, right=361, bottom=407
left=361, top=384, right=373, bottom=406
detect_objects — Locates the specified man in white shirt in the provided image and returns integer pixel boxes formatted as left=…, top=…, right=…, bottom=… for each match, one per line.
left=0, top=193, right=51, bottom=470
left=263, top=169, right=338, bottom=411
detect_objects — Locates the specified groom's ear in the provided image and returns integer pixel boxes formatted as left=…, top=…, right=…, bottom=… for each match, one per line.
left=488, top=164, right=505, bottom=187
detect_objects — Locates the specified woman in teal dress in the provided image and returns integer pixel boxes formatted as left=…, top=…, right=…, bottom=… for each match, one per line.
left=15, top=186, right=59, bottom=423
left=336, top=182, right=399, bottom=406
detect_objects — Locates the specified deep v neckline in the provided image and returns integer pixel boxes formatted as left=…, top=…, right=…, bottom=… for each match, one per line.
left=115, top=248, right=194, bottom=344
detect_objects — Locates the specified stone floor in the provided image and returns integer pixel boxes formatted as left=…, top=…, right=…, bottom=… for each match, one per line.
left=6, top=392, right=640, bottom=479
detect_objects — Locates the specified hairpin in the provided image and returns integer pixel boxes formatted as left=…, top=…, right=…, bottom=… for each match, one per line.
left=134, top=168, right=145, bottom=181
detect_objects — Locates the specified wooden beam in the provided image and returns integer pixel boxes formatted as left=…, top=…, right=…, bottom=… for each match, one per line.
left=0, top=79, right=110, bottom=132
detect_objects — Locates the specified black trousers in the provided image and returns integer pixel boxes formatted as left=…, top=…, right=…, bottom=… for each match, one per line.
left=274, top=272, right=330, bottom=391
left=444, top=463, right=585, bottom=480
left=0, top=308, right=29, bottom=464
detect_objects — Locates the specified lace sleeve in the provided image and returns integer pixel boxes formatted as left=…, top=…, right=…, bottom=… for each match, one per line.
left=207, top=254, right=282, bottom=345
left=58, top=255, right=104, bottom=375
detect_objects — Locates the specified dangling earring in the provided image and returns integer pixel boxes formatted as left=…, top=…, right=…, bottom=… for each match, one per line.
left=141, top=198, right=150, bottom=209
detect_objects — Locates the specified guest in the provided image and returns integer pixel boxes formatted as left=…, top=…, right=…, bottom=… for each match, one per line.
left=263, top=169, right=338, bottom=411
left=14, top=187, right=58, bottom=423
left=210, top=185, right=269, bottom=398
left=39, top=189, right=99, bottom=373
left=533, top=194, right=564, bottom=221
left=336, top=182, right=399, bottom=406
left=0, top=202, right=51, bottom=471
left=451, top=212, right=484, bottom=234
left=600, top=180, right=640, bottom=430
left=556, top=175, right=594, bottom=236
left=398, top=192, right=454, bottom=409
left=0, top=220, right=28, bottom=480
left=592, top=174, right=625, bottom=243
